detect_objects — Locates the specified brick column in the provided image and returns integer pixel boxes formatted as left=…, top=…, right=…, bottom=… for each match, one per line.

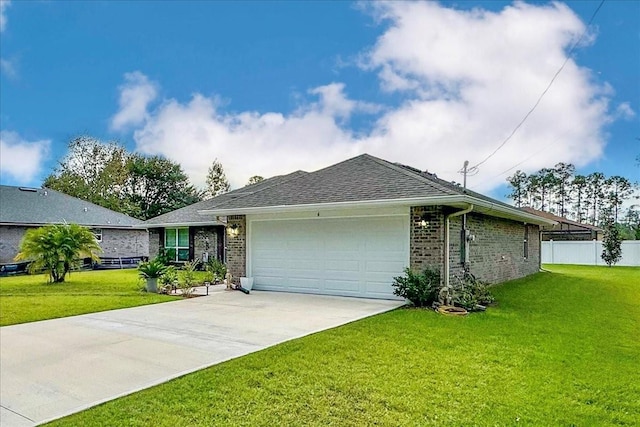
left=409, top=206, right=444, bottom=275
left=226, top=215, right=246, bottom=283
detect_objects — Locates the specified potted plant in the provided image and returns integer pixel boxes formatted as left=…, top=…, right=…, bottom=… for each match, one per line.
left=138, top=258, right=167, bottom=293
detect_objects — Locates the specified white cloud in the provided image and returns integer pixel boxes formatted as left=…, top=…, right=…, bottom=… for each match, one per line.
left=120, top=2, right=618, bottom=193
left=110, top=71, right=158, bottom=131
left=0, top=131, right=50, bottom=184
left=133, top=90, right=364, bottom=188
left=1, top=57, right=17, bottom=79
left=0, top=0, right=9, bottom=33
left=614, top=102, right=635, bottom=120
left=361, top=1, right=609, bottom=190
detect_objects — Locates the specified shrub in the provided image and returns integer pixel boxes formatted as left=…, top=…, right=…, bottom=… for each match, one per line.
left=452, top=272, right=494, bottom=311
left=392, top=267, right=441, bottom=307
left=206, top=258, right=227, bottom=283
left=179, top=260, right=199, bottom=297
left=601, top=219, right=623, bottom=267
left=138, top=258, right=167, bottom=279
left=157, top=265, right=178, bottom=294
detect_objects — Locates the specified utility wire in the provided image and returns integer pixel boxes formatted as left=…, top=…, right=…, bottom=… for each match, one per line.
left=469, top=0, right=606, bottom=171
left=468, top=138, right=561, bottom=190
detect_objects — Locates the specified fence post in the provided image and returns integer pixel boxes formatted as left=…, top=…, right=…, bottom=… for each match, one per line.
left=593, top=239, right=597, bottom=265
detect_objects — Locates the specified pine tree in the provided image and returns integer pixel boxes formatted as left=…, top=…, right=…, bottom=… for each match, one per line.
left=204, top=159, right=230, bottom=199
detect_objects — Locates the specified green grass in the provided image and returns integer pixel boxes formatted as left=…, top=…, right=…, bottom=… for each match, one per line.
left=45, top=264, right=640, bottom=426
left=0, top=269, right=179, bottom=326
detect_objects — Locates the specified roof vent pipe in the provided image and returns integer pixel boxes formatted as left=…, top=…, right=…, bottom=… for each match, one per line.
left=444, top=204, right=474, bottom=289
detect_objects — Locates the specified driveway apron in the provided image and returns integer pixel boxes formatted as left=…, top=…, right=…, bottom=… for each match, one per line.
left=0, top=289, right=403, bottom=426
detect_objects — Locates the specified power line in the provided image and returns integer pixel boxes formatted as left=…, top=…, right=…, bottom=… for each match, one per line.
left=469, top=0, right=606, bottom=171
left=468, top=138, right=560, bottom=190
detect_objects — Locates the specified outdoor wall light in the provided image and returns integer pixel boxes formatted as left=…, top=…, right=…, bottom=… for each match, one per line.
left=420, top=214, right=430, bottom=229
left=227, top=223, right=240, bottom=237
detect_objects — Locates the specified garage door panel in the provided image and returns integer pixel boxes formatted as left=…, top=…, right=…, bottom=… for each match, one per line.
left=365, top=260, right=406, bottom=272
left=325, top=280, right=360, bottom=292
left=289, top=279, right=322, bottom=290
left=323, top=259, right=359, bottom=271
left=251, top=216, right=407, bottom=300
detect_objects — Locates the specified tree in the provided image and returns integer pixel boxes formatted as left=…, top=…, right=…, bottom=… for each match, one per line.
left=44, top=136, right=131, bottom=214
left=247, top=175, right=264, bottom=186
left=586, top=172, right=606, bottom=225
left=602, top=176, right=633, bottom=223
left=622, top=207, right=640, bottom=240
left=43, top=136, right=202, bottom=219
left=601, top=213, right=623, bottom=267
left=506, top=170, right=527, bottom=207
left=204, top=159, right=230, bottom=199
left=552, top=162, right=575, bottom=217
left=14, top=224, right=101, bottom=283
left=127, top=155, right=202, bottom=220
left=570, top=174, right=588, bottom=223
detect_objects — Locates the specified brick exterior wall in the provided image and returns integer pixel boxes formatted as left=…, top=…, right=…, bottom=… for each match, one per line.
left=192, top=226, right=220, bottom=263
left=226, top=215, right=246, bottom=282
left=0, top=226, right=27, bottom=263
left=100, top=229, right=149, bottom=258
left=409, top=207, right=541, bottom=285
left=0, top=225, right=148, bottom=263
left=409, top=206, right=444, bottom=271
left=447, top=212, right=540, bottom=284
left=149, top=229, right=161, bottom=259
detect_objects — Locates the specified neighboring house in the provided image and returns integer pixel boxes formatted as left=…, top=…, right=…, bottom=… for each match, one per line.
left=0, top=185, right=148, bottom=264
left=520, top=207, right=603, bottom=241
left=148, top=154, right=555, bottom=300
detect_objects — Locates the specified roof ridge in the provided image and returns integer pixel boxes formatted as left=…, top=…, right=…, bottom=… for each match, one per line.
left=362, top=154, right=461, bottom=196
left=205, top=170, right=309, bottom=210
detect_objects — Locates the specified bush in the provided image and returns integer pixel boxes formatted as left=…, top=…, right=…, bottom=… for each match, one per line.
left=206, top=258, right=227, bottom=283
left=179, top=260, right=199, bottom=298
left=392, top=267, right=441, bottom=307
left=452, top=272, right=494, bottom=311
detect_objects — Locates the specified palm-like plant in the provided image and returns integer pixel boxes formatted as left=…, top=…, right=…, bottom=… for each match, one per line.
left=15, top=224, right=102, bottom=283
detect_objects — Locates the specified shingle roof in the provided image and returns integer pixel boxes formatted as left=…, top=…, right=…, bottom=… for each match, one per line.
left=143, top=153, right=555, bottom=226
left=201, top=154, right=461, bottom=210
left=0, top=185, right=143, bottom=227
left=144, top=170, right=309, bottom=225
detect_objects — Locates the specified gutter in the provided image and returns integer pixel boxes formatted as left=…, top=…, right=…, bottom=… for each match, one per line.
left=197, top=195, right=556, bottom=226
left=444, top=204, right=474, bottom=289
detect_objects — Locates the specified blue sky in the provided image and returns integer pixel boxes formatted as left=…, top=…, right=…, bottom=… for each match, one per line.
left=1, top=0, right=638, bottom=204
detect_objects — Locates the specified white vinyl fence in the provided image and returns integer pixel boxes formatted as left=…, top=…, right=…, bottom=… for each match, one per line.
left=541, top=240, right=640, bottom=266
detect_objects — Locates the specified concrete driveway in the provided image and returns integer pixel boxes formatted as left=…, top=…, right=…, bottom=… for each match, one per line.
left=0, top=288, right=403, bottom=426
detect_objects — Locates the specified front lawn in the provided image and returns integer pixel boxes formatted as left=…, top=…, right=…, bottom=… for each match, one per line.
left=0, top=269, right=179, bottom=326
left=47, top=265, right=640, bottom=426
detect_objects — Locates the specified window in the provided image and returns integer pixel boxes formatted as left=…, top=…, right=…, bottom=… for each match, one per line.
left=91, top=228, right=103, bottom=243
left=165, top=228, right=189, bottom=262
left=523, top=226, right=529, bottom=260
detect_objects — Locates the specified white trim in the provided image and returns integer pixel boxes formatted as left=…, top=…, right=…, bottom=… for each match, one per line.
left=139, top=221, right=225, bottom=229
left=198, top=195, right=555, bottom=226
left=248, top=206, right=409, bottom=222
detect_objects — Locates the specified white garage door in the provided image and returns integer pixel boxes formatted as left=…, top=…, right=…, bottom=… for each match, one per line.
left=250, top=216, right=408, bottom=300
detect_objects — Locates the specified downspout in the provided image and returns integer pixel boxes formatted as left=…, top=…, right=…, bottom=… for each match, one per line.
left=444, top=204, right=474, bottom=288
